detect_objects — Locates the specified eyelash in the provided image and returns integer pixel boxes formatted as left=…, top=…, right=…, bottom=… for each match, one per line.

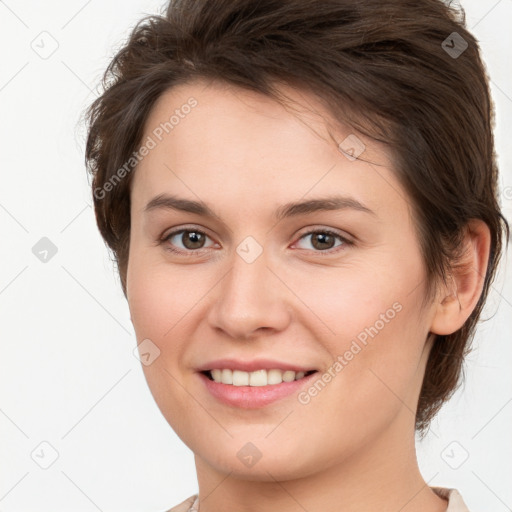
left=160, top=226, right=353, bottom=257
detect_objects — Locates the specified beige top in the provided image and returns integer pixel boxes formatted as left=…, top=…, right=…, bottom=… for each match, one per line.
left=166, top=487, right=470, bottom=512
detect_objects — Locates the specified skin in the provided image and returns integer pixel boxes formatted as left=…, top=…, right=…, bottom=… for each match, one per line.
left=126, top=79, right=490, bottom=512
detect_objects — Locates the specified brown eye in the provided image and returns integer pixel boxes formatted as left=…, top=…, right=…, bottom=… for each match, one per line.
left=180, top=230, right=206, bottom=249
left=295, top=229, right=352, bottom=254
left=162, top=228, right=215, bottom=254
left=310, top=232, right=337, bottom=250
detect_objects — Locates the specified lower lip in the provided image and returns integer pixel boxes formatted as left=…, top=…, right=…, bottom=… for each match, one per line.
left=197, top=371, right=318, bottom=409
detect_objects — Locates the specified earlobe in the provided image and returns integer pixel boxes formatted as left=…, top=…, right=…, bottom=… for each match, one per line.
left=430, top=219, right=491, bottom=336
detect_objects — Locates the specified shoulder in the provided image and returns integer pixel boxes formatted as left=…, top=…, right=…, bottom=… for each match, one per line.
left=431, top=487, right=472, bottom=512
left=163, top=494, right=198, bottom=512
left=165, top=490, right=471, bottom=512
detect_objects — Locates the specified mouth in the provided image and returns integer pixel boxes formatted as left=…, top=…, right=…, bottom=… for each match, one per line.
left=200, top=368, right=318, bottom=386
left=197, top=367, right=320, bottom=409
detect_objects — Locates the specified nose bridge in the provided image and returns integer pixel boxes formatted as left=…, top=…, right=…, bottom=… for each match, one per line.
left=208, top=236, right=291, bottom=338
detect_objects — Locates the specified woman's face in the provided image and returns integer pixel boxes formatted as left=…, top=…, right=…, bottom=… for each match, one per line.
left=126, top=80, right=438, bottom=480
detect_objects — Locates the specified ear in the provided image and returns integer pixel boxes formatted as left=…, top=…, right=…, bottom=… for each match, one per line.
left=430, top=219, right=491, bottom=336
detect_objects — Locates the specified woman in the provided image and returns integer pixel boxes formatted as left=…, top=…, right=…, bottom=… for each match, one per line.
left=84, top=0, right=509, bottom=510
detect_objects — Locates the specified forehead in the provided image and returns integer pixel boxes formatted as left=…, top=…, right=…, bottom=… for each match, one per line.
left=142, top=79, right=351, bottom=165
left=131, top=79, right=404, bottom=220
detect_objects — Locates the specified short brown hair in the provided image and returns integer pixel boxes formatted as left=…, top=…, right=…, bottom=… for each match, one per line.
left=84, top=0, right=509, bottom=435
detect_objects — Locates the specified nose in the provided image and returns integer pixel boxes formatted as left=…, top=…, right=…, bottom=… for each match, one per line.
left=207, top=244, right=292, bottom=340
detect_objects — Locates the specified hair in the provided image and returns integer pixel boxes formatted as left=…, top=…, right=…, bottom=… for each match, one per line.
left=84, top=0, right=509, bottom=435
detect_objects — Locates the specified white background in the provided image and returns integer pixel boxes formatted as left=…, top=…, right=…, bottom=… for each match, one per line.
left=0, top=0, right=511, bottom=510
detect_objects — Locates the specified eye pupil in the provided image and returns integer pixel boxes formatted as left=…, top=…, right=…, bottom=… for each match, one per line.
left=183, top=231, right=205, bottom=249
left=312, top=232, right=335, bottom=250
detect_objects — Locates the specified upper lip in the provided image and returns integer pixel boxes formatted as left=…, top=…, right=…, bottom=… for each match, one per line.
left=196, top=358, right=317, bottom=373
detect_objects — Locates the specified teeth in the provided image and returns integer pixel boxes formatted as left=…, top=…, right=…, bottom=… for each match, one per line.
left=267, top=369, right=284, bottom=385
left=282, top=370, right=296, bottom=382
left=209, top=369, right=310, bottom=386
left=221, top=369, right=233, bottom=384
left=233, top=370, right=249, bottom=386
left=249, top=369, right=267, bottom=387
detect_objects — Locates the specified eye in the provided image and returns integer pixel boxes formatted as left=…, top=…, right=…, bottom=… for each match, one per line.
left=160, top=226, right=353, bottom=256
left=161, top=227, right=216, bottom=255
left=293, top=229, right=352, bottom=254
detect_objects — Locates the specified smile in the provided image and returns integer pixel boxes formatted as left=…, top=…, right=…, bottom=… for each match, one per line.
left=203, top=368, right=317, bottom=386
left=198, top=368, right=319, bottom=409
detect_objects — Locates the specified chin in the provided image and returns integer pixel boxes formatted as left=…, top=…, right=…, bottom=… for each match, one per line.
left=192, top=434, right=334, bottom=482
left=202, top=451, right=318, bottom=482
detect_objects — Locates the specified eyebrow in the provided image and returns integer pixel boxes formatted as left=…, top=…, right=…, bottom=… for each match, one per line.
left=144, top=193, right=375, bottom=221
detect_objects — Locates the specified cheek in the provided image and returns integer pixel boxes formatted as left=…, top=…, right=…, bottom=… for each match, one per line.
left=282, top=257, right=412, bottom=345
left=293, top=255, right=428, bottom=421
left=294, top=301, right=427, bottom=465
left=127, top=268, right=165, bottom=341
left=126, top=252, right=189, bottom=414
left=126, top=253, right=199, bottom=438
left=332, top=311, right=427, bottom=439
left=127, top=250, right=195, bottom=342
